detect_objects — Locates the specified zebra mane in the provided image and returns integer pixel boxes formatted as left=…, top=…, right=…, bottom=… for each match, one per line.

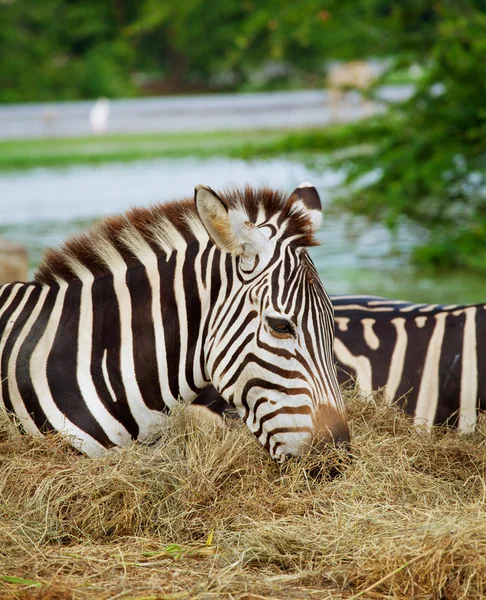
left=34, top=185, right=320, bottom=284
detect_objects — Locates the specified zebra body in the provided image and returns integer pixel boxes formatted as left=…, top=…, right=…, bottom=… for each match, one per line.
left=333, top=295, right=483, bottom=432
left=0, top=183, right=349, bottom=462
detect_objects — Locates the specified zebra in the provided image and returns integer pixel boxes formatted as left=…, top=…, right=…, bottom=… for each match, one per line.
left=0, top=183, right=349, bottom=463
left=332, top=294, right=484, bottom=433
left=195, top=294, right=485, bottom=434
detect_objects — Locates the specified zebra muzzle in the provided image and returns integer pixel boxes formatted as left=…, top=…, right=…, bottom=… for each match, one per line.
left=304, top=403, right=352, bottom=479
left=312, top=403, right=350, bottom=446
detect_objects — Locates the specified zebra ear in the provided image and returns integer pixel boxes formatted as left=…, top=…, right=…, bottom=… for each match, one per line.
left=195, top=185, right=241, bottom=253
left=289, top=182, right=323, bottom=233
left=195, top=185, right=268, bottom=262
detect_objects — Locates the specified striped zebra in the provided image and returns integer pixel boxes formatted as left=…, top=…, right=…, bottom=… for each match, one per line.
left=332, top=295, right=483, bottom=433
left=196, top=294, right=485, bottom=434
left=0, top=183, right=349, bottom=463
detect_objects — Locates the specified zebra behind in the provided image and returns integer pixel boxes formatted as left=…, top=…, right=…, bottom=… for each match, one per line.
left=333, top=295, right=484, bottom=433
left=0, top=183, right=349, bottom=462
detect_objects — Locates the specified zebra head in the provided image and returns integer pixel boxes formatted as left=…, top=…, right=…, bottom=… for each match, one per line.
left=195, top=183, right=349, bottom=463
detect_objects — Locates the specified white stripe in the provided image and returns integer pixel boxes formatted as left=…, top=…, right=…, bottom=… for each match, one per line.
left=368, top=299, right=407, bottom=306
left=75, top=274, right=132, bottom=446
left=105, top=246, right=164, bottom=440
left=192, top=241, right=210, bottom=387
left=102, top=349, right=117, bottom=403
left=331, top=295, right=378, bottom=300
left=362, top=318, right=379, bottom=350
left=334, top=338, right=373, bottom=395
left=419, top=304, right=439, bottom=313
left=118, top=230, right=177, bottom=406
left=29, top=281, right=105, bottom=457
left=0, top=283, right=22, bottom=322
left=414, top=312, right=447, bottom=429
left=7, top=285, right=44, bottom=435
left=385, top=318, right=407, bottom=403
left=0, top=284, right=23, bottom=407
left=399, top=304, right=426, bottom=312
left=458, top=307, right=477, bottom=433
left=334, top=304, right=394, bottom=312
left=335, top=317, right=349, bottom=332
left=175, top=250, right=191, bottom=400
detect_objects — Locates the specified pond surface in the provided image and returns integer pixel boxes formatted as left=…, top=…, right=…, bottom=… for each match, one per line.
left=1, top=156, right=485, bottom=304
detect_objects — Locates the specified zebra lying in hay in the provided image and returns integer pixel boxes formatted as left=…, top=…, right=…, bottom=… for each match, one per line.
left=195, top=294, right=485, bottom=434
left=0, top=183, right=349, bottom=463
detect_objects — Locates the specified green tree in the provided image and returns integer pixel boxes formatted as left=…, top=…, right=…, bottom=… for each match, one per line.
left=330, top=1, right=486, bottom=269
left=0, top=0, right=137, bottom=102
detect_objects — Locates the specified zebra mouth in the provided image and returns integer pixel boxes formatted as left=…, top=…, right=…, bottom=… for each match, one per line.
left=307, top=441, right=352, bottom=481
left=279, top=441, right=353, bottom=480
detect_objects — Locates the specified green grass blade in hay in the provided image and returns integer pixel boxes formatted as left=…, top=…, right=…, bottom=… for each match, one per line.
left=0, top=576, right=42, bottom=587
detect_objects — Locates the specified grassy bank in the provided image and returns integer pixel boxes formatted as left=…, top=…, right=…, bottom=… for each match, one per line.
left=1, top=391, right=486, bottom=599
left=0, top=129, right=293, bottom=171
left=0, top=123, right=368, bottom=170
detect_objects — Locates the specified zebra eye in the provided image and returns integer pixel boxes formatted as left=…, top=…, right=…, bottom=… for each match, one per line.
left=267, top=317, right=294, bottom=336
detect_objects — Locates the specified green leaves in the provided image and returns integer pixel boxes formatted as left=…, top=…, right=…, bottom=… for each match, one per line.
left=326, top=2, right=486, bottom=270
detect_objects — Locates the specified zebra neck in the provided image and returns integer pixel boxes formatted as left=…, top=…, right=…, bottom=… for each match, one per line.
left=111, top=243, right=216, bottom=409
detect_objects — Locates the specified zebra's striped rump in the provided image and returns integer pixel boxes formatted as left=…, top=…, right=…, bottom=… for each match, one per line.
left=0, top=182, right=348, bottom=463
left=333, top=295, right=485, bottom=433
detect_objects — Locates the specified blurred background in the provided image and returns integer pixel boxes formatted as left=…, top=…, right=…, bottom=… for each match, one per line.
left=0, top=0, right=485, bottom=302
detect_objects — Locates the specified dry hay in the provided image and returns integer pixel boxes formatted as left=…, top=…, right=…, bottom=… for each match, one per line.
left=0, top=390, right=486, bottom=600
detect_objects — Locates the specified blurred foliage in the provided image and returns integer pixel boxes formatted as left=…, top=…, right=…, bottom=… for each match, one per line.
left=0, top=0, right=138, bottom=101
left=232, top=0, right=486, bottom=270
left=328, top=1, right=486, bottom=270
left=0, top=0, right=418, bottom=101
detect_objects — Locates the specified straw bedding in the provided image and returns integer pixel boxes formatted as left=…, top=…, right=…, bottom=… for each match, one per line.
left=0, top=390, right=485, bottom=600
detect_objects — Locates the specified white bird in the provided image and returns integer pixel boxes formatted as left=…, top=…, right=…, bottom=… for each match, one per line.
left=89, top=97, right=111, bottom=135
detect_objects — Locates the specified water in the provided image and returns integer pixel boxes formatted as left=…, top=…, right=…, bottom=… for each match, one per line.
left=1, top=156, right=485, bottom=304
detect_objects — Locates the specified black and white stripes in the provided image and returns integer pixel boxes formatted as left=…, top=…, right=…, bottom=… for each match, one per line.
left=333, top=295, right=483, bottom=432
left=0, top=183, right=349, bottom=462
left=195, top=294, right=485, bottom=434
